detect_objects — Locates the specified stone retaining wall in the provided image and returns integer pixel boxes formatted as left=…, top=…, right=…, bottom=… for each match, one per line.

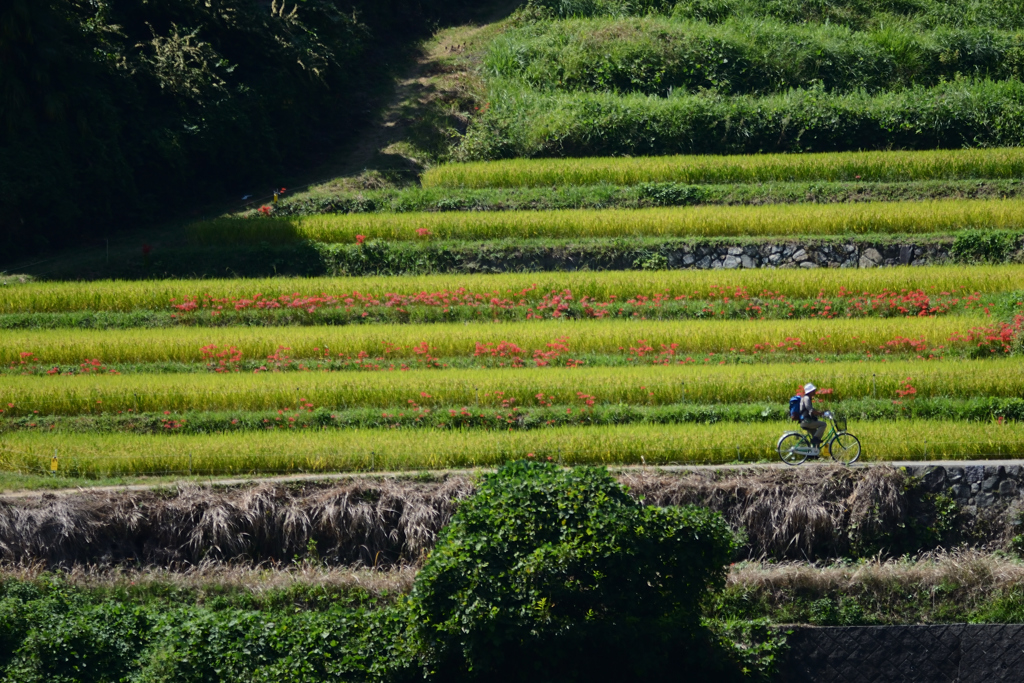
left=667, top=242, right=951, bottom=270
left=778, top=624, right=1024, bottom=682
left=903, top=464, right=1023, bottom=511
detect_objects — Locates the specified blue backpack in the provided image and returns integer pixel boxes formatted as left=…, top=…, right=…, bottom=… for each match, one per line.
left=789, top=395, right=802, bottom=421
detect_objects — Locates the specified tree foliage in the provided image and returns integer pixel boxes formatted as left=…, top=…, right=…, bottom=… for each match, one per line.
left=0, top=0, right=466, bottom=262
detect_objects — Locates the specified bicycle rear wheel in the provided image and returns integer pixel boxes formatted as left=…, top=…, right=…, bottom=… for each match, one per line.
left=829, top=432, right=861, bottom=465
left=777, top=433, right=809, bottom=466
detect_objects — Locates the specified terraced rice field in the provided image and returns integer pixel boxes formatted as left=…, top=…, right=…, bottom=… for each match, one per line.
left=4, top=420, right=1022, bottom=476
left=422, top=148, right=1024, bottom=189
left=3, top=264, right=1020, bottom=312
left=4, top=147, right=1024, bottom=481
left=190, top=199, right=1024, bottom=244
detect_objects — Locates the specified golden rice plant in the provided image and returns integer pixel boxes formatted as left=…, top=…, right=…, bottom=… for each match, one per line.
left=0, top=316, right=990, bottom=364
left=2, top=358, right=1020, bottom=416
left=422, top=148, right=1024, bottom=188
left=4, top=265, right=1021, bottom=313
left=187, top=199, right=1024, bottom=245
left=1, top=420, right=1021, bottom=476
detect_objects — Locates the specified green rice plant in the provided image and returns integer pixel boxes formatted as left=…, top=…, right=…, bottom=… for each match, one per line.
left=423, top=148, right=1024, bottom=189
left=188, top=199, right=1024, bottom=245
left=2, top=420, right=1021, bottom=476
left=5, top=266, right=1021, bottom=313
left=2, top=358, right=1020, bottom=416
left=0, top=316, right=992, bottom=365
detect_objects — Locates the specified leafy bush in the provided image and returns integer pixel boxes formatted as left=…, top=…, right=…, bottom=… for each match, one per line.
left=458, top=79, right=1024, bottom=159
left=407, top=460, right=740, bottom=682
left=951, top=230, right=1023, bottom=263
left=488, top=18, right=1024, bottom=97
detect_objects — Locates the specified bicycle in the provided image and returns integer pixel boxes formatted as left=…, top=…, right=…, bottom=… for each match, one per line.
left=776, top=411, right=861, bottom=466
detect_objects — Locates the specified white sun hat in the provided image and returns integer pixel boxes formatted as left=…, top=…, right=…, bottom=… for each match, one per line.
left=804, top=383, right=817, bottom=394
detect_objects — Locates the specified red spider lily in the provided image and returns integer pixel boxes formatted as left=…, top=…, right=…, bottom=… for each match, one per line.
left=258, top=205, right=272, bottom=216
left=355, top=234, right=366, bottom=245
left=895, top=378, right=918, bottom=399
left=415, top=228, right=432, bottom=238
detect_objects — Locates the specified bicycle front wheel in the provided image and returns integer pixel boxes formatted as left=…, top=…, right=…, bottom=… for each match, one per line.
left=777, top=433, right=809, bottom=466
left=829, top=432, right=861, bottom=465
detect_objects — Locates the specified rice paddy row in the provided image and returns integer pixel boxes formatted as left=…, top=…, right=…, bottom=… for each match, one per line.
left=3, top=397, right=1017, bottom=436
left=0, top=288, right=997, bottom=330
left=3, top=421, right=1022, bottom=477
left=2, top=359, right=1021, bottom=416
left=0, top=316, right=1001, bottom=365
left=4, top=265, right=1021, bottom=313
left=422, top=148, right=1024, bottom=189
left=189, top=199, right=1024, bottom=245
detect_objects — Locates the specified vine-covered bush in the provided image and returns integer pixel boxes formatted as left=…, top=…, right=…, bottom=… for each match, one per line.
left=407, top=460, right=741, bottom=682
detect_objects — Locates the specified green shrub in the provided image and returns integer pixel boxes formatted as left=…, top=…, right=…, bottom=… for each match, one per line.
left=459, top=79, right=1024, bottom=160
left=951, top=230, right=1023, bottom=263
left=9, top=603, right=151, bottom=683
left=488, top=18, right=1024, bottom=97
left=407, top=460, right=740, bottom=682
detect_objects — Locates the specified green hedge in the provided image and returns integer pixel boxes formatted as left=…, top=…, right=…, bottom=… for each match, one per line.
left=529, top=0, right=1024, bottom=30
left=460, top=79, right=1024, bottom=159
left=489, top=18, right=1024, bottom=96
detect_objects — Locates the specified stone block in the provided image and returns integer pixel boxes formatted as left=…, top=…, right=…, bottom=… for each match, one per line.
left=951, top=483, right=970, bottom=499
left=920, top=466, right=947, bottom=493
left=727, top=246, right=743, bottom=255
left=792, top=249, right=808, bottom=261
left=740, top=255, right=755, bottom=269
left=800, top=261, right=818, bottom=268
left=985, top=465, right=1005, bottom=479
left=1007, top=465, right=1022, bottom=480
left=947, top=467, right=965, bottom=484
left=966, top=466, right=985, bottom=484
left=982, top=475, right=1001, bottom=492
left=999, top=479, right=1017, bottom=496
left=722, top=255, right=739, bottom=269
left=900, top=245, right=913, bottom=264
left=977, top=491, right=997, bottom=507
left=861, top=247, right=882, bottom=264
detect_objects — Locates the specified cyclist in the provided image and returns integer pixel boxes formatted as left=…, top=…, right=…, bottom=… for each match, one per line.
left=800, top=383, right=827, bottom=455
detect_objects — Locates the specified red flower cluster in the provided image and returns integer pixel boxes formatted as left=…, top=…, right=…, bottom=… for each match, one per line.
left=166, top=286, right=986, bottom=322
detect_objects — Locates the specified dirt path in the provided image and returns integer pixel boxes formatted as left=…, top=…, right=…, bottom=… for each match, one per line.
left=2, top=459, right=1018, bottom=500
